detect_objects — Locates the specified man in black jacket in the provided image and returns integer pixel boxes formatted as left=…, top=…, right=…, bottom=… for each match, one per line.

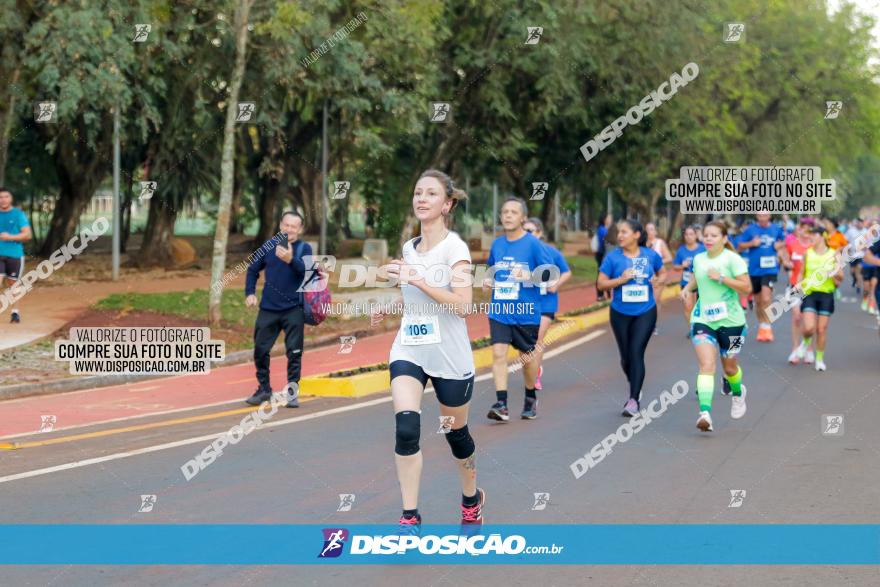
left=244, top=211, right=312, bottom=408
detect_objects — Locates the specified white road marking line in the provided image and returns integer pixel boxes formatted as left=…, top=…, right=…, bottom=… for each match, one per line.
left=0, top=398, right=257, bottom=440
left=0, top=329, right=605, bottom=485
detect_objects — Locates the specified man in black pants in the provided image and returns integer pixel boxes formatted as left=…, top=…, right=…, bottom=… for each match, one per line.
left=244, top=211, right=312, bottom=408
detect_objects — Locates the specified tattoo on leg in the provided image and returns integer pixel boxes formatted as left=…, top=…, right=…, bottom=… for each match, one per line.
left=463, top=454, right=476, bottom=471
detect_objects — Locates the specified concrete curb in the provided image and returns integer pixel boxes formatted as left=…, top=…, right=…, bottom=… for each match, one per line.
left=1, top=286, right=680, bottom=402
left=0, top=330, right=346, bottom=401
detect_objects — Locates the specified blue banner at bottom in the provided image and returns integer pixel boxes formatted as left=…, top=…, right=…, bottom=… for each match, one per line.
left=1, top=525, right=878, bottom=565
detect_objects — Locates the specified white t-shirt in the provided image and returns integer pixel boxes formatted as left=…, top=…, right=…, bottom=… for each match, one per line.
left=651, top=238, right=667, bottom=257
left=845, top=227, right=864, bottom=258
left=389, top=231, right=475, bottom=380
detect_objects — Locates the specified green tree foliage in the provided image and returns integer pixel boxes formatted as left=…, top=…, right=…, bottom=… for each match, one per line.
left=1, top=0, right=877, bottom=260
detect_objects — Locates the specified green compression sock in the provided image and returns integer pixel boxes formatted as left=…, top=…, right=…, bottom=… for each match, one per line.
left=725, top=366, right=743, bottom=397
left=802, top=337, right=812, bottom=347
left=816, top=350, right=824, bottom=362
left=697, top=374, right=714, bottom=412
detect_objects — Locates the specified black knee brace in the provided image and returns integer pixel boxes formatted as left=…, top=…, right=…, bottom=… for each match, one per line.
left=395, top=411, right=421, bottom=456
left=444, top=424, right=475, bottom=460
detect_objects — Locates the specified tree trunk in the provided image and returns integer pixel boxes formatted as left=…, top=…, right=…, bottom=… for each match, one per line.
left=230, top=161, right=243, bottom=234
left=121, top=188, right=133, bottom=253
left=256, top=172, right=282, bottom=244
left=38, top=185, right=96, bottom=256
left=120, top=161, right=137, bottom=252
left=0, top=68, right=20, bottom=185
left=209, top=0, right=253, bottom=326
left=138, top=199, right=178, bottom=266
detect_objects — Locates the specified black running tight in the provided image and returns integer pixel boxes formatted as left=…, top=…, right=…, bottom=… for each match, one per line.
left=609, top=306, right=657, bottom=402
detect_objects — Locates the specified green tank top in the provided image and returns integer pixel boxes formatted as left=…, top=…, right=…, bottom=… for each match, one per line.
left=802, top=248, right=837, bottom=294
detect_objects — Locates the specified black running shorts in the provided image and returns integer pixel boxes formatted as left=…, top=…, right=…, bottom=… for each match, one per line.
left=489, top=318, right=539, bottom=353
left=390, top=360, right=474, bottom=407
left=0, top=256, right=22, bottom=280
left=801, top=291, right=835, bottom=316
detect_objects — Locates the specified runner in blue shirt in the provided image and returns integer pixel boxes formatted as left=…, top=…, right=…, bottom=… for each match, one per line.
left=523, top=217, right=572, bottom=397
left=863, top=234, right=880, bottom=330
left=484, top=198, right=553, bottom=422
left=862, top=221, right=880, bottom=316
left=0, top=187, right=33, bottom=323
left=737, top=213, right=789, bottom=342
left=673, top=225, right=706, bottom=336
left=597, top=219, right=666, bottom=417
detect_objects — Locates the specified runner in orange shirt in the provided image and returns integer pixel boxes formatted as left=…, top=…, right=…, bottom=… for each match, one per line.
left=824, top=218, right=848, bottom=251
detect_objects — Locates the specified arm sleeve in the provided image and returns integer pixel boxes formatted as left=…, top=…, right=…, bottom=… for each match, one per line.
left=245, top=242, right=268, bottom=296
left=448, top=237, right=472, bottom=266
left=17, top=209, right=30, bottom=229
left=673, top=247, right=684, bottom=265
left=731, top=251, right=749, bottom=275
left=289, top=241, right=310, bottom=277
left=652, top=249, right=664, bottom=272
left=535, top=239, right=553, bottom=268
left=599, top=253, right=614, bottom=277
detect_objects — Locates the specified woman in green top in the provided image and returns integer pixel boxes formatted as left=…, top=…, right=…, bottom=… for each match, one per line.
left=796, top=225, right=843, bottom=372
left=679, top=221, right=753, bottom=432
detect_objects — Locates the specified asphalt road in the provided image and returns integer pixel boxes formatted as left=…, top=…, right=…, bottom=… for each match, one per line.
left=1, top=289, right=878, bottom=586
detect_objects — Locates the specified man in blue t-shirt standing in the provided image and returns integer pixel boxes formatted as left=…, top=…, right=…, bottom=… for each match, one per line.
left=244, top=211, right=313, bottom=408
left=483, top=197, right=553, bottom=422
left=737, top=213, right=790, bottom=342
left=0, top=187, right=33, bottom=324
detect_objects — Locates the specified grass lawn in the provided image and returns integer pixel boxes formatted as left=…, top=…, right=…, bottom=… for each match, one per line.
left=95, top=256, right=597, bottom=325
left=96, top=289, right=253, bottom=328
left=565, top=255, right=598, bottom=283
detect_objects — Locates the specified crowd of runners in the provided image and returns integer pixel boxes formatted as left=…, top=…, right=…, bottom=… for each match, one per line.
left=363, top=171, right=880, bottom=534
left=3, top=174, right=878, bottom=535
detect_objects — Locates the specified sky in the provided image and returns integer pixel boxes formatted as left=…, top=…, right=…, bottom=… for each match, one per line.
left=829, top=0, right=880, bottom=64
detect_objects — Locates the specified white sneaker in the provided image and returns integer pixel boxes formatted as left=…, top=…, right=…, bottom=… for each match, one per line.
left=815, top=360, right=827, bottom=372
left=788, top=347, right=803, bottom=364
left=731, top=385, right=747, bottom=419
left=284, top=382, right=300, bottom=407
left=696, top=410, right=714, bottom=432
left=804, top=350, right=815, bottom=364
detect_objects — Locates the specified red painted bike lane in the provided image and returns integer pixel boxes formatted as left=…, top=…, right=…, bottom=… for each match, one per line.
left=0, top=283, right=605, bottom=438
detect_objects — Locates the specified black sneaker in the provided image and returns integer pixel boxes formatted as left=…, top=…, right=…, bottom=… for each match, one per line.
left=285, top=382, right=300, bottom=408
left=245, top=389, right=272, bottom=406
left=487, top=401, right=509, bottom=422
left=10, top=310, right=20, bottom=324
left=521, top=398, right=538, bottom=419
left=721, top=378, right=732, bottom=396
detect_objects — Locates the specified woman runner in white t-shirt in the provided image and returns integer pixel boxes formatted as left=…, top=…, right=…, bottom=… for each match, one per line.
left=646, top=222, right=672, bottom=331
left=371, top=170, right=482, bottom=534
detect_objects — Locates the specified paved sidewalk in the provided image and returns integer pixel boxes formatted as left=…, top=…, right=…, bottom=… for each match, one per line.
left=0, top=281, right=609, bottom=438
left=0, top=273, right=220, bottom=351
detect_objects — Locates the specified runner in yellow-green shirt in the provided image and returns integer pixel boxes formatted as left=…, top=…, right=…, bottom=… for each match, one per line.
left=794, top=225, right=843, bottom=372
left=679, top=221, right=753, bottom=433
